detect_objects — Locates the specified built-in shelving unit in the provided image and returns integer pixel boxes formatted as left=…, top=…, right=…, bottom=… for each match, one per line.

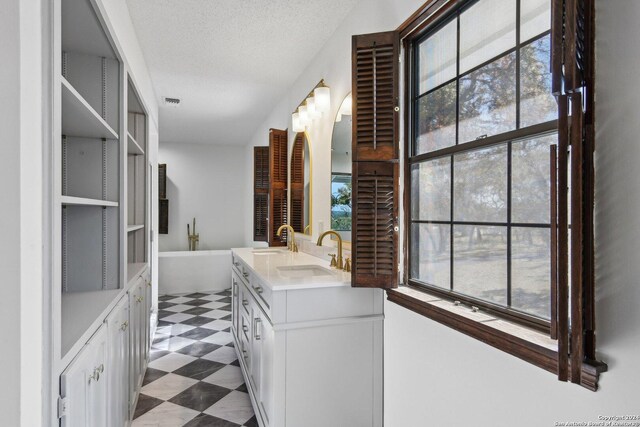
left=55, top=0, right=149, bottom=365
left=52, top=0, right=153, bottom=424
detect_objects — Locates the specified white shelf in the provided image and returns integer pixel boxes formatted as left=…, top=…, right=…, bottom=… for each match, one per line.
left=127, top=224, right=145, bottom=233
left=127, top=132, right=144, bottom=155
left=61, top=289, right=122, bottom=359
left=61, top=196, right=119, bottom=207
left=61, top=0, right=116, bottom=59
left=61, top=76, right=119, bottom=140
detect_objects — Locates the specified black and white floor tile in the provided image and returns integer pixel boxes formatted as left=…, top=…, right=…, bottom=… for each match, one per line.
left=133, top=289, right=259, bottom=427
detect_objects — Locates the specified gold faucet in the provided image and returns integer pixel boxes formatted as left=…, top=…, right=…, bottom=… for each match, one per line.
left=187, top=217, right=199, bottom=251
left=276, top=224, right=298, bottom=252
left=317, top=230, right=344, bottom=270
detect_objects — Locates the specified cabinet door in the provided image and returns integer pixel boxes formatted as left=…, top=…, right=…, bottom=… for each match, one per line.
left=231, top=272, right=240, bottom=336
left=107, top=297, right=130, bottom=427
left=258, top=309, right=274, bottom=426
left=61, top=324, right=108, bottom=427
left=249, top=300, right=262, bottom=394
left=144, top=274, right=152, bottom=363
left=128, top=284, right=140, bottom=412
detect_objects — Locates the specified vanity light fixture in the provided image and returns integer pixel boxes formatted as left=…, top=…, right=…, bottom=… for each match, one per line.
left=314, top=84, right=330, bottom=113
left=292, top=112, right=304, bottom=132
left=306, top=97, right=320, bottom=119
left=291, top=79, right=331, bottom=131
left=298, top=105, right=310, bottom=127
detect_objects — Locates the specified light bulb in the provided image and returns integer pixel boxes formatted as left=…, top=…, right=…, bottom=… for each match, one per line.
left=299, top=105, right=309, bottom=126
left=314, top=86, right=330, bottom=113
left=306, top=97, right=320, bottom=119
left=292, top=112, right=304, bottom=132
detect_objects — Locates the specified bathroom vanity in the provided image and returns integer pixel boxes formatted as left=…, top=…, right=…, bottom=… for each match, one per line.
left=231, top=248, right=383, bottom=427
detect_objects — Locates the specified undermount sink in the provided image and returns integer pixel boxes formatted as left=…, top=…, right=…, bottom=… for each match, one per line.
left=276, top=265, right=335, bottom=278
left=252, top=249, right=287, bottom=255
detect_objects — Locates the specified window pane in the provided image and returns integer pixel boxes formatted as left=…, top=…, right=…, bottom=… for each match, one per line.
left=521, top=0, right=551, bottom=42
left=454, top=145, right=508, bottom=222
left=418, top=20, right=457, bottom=94
left=459, top=52, right=517, bottom=143
left=520, top=36, right=556, bottom=127
left=511, top=227, right=550, bottom=319
left=512, top=134, right=556, bottom=223
left=416, top=82, right=457, bottom=154
left=411, top=223, right=451, bottom=289
left=460, top=0, right=516, bottom=72
left=453, top=225, right=507, bottom=305
left=411, top=158, right=451, bottom=221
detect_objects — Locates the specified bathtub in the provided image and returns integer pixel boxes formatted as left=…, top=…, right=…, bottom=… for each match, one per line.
left=158, top=250, right=231, bottom=295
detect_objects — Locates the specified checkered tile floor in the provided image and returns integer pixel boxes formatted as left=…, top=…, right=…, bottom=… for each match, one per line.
left=132, top=289, right=258, bottom=427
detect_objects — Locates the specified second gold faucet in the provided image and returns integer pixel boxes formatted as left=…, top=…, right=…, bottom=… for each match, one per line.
left=317, top=230, right=348, bottom=271
left=276, top=224, right=298, bottom=252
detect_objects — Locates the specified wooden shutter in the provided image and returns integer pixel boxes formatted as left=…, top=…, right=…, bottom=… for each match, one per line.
left=351, top=31, right=400, bottom=289
left=269, top=128, right=288, bottom=246
left=352, top=31, right=399, bottom=162
left=352, top=161, right=398, bottom=288
left=290, top=133, right=305, bottom=233
left=551, top=0, right=606, bottom=390
left=253, top=147, right=269, bottom=242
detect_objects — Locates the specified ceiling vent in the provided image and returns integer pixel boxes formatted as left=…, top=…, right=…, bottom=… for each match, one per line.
left=163, top=97, right=181, bottom=107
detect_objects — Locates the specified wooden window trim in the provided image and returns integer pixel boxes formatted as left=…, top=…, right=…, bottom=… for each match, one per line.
left=387, top=286, right=606, bottom=391
left=388, top=0, right=606, bottom=390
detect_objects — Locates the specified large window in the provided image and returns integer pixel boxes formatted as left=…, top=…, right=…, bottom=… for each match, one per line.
left=408, top=0, right=557, bottom=326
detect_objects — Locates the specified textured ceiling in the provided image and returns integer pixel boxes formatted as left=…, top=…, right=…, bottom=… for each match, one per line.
left=126, top=0, right=359, bottom=145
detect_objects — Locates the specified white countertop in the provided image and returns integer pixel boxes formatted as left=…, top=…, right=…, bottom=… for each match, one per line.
left=231, top=247, right=351, bottom=291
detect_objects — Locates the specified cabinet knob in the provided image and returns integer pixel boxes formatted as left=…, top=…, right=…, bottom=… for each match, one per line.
left=253, top=286, right=263, bottom=294
left=242, top=325, right=249, bottom=333
left=243, top=272, right=249, bottom=279
left=242, top=299, right=249, bottom=306
left=88, top=365, right=103, bottom=383
left=120, top=321, right=129, bottom=331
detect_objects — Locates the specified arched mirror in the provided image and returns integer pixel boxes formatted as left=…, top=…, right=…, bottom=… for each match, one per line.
left=330, top=93, right=352, bottom=242
left=290, top=132, right=312, bottom=235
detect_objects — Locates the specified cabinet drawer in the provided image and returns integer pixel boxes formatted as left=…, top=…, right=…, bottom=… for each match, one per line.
left=239, top=284, right=250, bottom=316
left=250, top=276, right=272, bottom=312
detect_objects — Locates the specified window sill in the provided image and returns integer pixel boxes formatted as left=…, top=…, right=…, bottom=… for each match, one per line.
left=386, top=285, right=606, bottom=391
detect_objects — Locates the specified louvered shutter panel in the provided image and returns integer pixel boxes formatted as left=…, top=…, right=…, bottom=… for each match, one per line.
left=551, top=0, right=606, bottom=390
left=269, top=129, right=288, bottom=246
left=290, top=133, right=305, bottom=232
left=351, top=31, right=399, bottom=289
left=253, top=147, right=269, bottom=241
left=352, top=31, right=399, bottom=162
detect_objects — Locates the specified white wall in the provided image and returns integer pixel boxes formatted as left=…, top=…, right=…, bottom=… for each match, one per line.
left=159, top=142, right=246, bottom=251
left=242, top=0, right=640, bottom=425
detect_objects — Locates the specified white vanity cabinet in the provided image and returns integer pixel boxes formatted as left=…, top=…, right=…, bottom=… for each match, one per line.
left=59, top=267, right=151, bottom=427
left=106, top=296, right=130, bottom=427
left=60, top=325, right=109, bottom=427
left=231, top=249, right=383, bottom=427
